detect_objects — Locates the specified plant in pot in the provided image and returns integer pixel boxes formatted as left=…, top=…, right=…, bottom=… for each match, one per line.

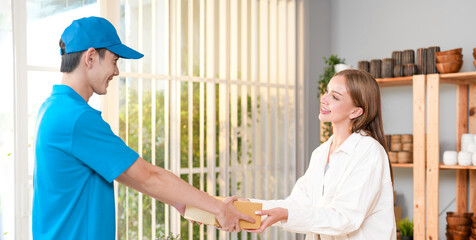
left=397, top=217, right=413, bottom=240
left=318, top=55, right=346, bottom=143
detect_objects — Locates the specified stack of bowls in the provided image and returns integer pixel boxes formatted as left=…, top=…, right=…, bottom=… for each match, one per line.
left=427, top=46, right=441, bottom=74
left=370, top=59, right=382, bottom=78
left=416, top=48, right=428, bottom=74
left=436, top=48, right=463, bottom=74
left=473, top=48, right=476, bottom=68
left=446, top=212, right=473, bottom=240
left=358, top=60, right=370, bottom=72
left=382, top=58, right=394, bottom=78
left=388, top=134, right=413, bottom=163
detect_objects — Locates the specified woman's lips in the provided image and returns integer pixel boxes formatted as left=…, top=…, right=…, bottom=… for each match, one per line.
left=320, top=108, right=330, bottom=114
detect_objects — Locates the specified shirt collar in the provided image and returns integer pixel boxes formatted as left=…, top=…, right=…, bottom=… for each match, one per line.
left=52, top=85, right=88, bottom=104
left=332, top=131, right=366, bottom=155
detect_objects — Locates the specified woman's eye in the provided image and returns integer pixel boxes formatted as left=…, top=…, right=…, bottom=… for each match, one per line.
left=332, top=95, right=339, bottom=100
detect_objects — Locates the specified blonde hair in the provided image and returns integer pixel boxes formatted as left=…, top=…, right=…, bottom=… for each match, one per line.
left=335, top=69, right=393, bottom=183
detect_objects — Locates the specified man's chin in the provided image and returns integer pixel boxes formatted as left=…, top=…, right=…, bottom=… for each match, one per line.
left=94, top=90, right=107, bottom=95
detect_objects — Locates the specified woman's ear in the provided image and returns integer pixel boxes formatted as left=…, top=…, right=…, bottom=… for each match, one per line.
left=349, top=107, right=363, bottom=120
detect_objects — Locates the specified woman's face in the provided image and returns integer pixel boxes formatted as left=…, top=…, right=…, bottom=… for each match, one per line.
left=319, top=75, right=361, bottom=126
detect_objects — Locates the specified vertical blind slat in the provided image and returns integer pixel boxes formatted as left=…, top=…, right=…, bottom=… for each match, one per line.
left=199, top=0, right=206, bottom=239
left=138, top=1, right=144, bottom=238
left=150, top=0, right=157, bottom=238
left=187, top=1, right=194, bottom=239
left=206, top=0, right=217, bottom=239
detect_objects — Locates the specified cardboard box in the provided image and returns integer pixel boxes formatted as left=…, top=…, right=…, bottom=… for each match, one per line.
left=184, top=196, right=262, bottom=229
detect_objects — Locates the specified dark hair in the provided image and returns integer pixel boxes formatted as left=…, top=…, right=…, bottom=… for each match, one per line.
left=59, top=39, right=107, bottom=73
left=335, top=69, right=394, bottom=183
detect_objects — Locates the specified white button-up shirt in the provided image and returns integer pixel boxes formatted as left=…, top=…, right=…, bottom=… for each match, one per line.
left=254, top=132, right=396, bottom=240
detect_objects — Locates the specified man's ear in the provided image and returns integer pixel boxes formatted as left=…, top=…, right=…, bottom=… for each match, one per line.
left=349, top=107, right=363, bottom=120
left=84, top=47, right=97, bottom=69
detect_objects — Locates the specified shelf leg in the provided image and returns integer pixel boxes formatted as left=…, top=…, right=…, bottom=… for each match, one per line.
left=426, top=74, right=440, bottom=240
left=413, top=75, right=426, bottom=240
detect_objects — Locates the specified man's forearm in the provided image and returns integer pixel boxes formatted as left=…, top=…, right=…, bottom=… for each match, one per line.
left=116, top=157, right=224, bottom=216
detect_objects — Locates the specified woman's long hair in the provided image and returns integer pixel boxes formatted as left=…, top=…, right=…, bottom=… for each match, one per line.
left=335, top=69, right=394, bottom=183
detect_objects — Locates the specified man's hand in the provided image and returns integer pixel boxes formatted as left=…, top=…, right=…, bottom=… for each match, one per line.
left=215, top=196, right=256, bottom=232
left=245, top=207, right=288, bottom=233
left=173, top=203, right=186, bottom=216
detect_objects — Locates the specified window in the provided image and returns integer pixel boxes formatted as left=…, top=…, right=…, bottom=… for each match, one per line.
left=0, top=1, right=14, bottom=239
left=10, top=1, right=100, bottom=239
left=115, top=0, right=301, bottom=239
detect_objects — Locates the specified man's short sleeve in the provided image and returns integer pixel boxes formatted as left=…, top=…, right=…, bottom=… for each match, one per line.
left=72, top=111, right=139, bottom=182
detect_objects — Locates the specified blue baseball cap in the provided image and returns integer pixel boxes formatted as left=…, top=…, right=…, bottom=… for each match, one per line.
left=60, top=16, right=144, bottom=59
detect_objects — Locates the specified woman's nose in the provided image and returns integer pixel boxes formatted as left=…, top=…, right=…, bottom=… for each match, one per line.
left=321, top=93, right=329, bottom=104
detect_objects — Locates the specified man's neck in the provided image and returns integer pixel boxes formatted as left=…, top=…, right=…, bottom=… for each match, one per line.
left=61, top=73, right=93, bottom=102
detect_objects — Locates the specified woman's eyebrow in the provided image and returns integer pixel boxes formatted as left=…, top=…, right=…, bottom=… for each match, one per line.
left=330, top=90, right=343, bottom=96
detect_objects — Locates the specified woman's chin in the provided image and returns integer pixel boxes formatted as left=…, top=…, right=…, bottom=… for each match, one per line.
left=318, top=115, right=330, bottom=122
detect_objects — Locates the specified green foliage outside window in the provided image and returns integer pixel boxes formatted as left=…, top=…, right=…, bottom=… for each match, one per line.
left=117, top=79, right=256, bottom=239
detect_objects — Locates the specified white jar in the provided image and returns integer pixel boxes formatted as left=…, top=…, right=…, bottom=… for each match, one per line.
left=468, top=142, right=476, bottom=153
left=459, top=158, right=473, bottom=166
left=462, top=133, right=474, bottom=143
left=443, top=151, right=458, bottom=165
left=458, top=151, right=472, bottom=166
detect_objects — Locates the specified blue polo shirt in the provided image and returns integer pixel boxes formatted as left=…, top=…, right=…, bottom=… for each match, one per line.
left=33, top=85, right=139, bottom=240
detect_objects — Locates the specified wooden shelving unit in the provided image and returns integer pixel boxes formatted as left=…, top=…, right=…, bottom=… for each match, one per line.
left=426, top=72, right=476, bottom=240
left=439, top=164, right=476, bottom=170
left=392, top=163, right=414, bottom=168
left=376, top=76, right=413, bottom=87
left=377, top=74, right=427, bottom=240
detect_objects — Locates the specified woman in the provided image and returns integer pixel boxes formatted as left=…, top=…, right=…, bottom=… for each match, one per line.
left=247, top=69, right=396, bottom=240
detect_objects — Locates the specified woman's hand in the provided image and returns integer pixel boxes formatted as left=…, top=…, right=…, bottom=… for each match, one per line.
left=245, top=207, right=288, bottom=233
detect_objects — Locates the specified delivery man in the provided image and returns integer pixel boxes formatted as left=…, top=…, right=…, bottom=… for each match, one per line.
left=32, top=16, right=253, bottom=239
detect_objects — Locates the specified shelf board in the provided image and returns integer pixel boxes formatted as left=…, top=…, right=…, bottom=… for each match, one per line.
left=376, top=72, right=476, bottom=87
left=376, top=76, right=413, bottom=87
left=438, top=72, right=476, bottom=85
left=439, top=163, right=476, bottom=170
left=392, top=163, right=413, bottom=168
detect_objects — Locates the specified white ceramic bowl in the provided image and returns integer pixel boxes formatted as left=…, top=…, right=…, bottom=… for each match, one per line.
left=468, top=142, right=476, bottom=153
left=443, top=151, right=458, bottom=165
left=462, top=133, right=474, bottom=143
left=458, top=151, right=472, bottom=159
left=459, top=158, right=472, bottom=166
left=334, top=64, right=351, bottom=73
left=443, top=157, right=458, bottom=165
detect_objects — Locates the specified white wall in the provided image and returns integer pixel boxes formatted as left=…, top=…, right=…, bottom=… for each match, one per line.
left=306, top=0, right=332, bottom=162
left=309, top=0, right=476, bottom=238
